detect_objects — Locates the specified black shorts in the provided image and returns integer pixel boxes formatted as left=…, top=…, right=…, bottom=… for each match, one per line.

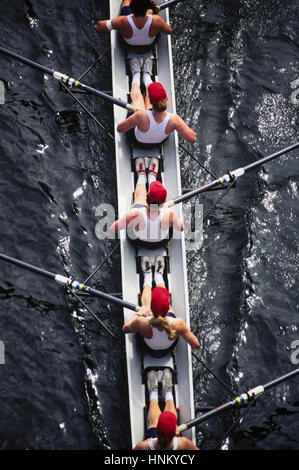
left=121, top=6, right=132, bottom=15
left=145, top=427, right=157, bottom=439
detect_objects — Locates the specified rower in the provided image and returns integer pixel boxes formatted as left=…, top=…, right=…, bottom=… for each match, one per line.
left=94, top=0, right=172, bottom=50
left=109, top=155, right=184, bottom=248
left=117, top=81, right=197, bottom=148
left=122, top=285, right=199, bottom=354
left=95, top=1, right=177, bottom=151
left=134, top=378, right=199, bottom=450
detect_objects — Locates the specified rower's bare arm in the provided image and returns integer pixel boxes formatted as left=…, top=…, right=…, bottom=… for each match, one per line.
left=94, top=20, right=108, bottom=33
left=133, top=441, right=148, bottom=450
left=117, top=112, right=139, bottom=133
left=179, top=437, right=200, bottom=450
left=174, top=115, right=196, bottom=143
left=171, top=210, right=184, bottom=231
left=94, top=17, right=121, bottom=34
left=123, top=313, right=150, bottom=333
left=180, top=320, right=200, bottom=348
left=109, top=210, right=138, bottom=232
left=154, top=16, right=173, bottom=35
left=122, top=315, right=140, bottom=334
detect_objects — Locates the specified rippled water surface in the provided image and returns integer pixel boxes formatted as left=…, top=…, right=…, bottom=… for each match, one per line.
left=0, top=0, right=298, bottom=451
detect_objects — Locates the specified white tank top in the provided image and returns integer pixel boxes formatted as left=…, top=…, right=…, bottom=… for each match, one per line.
left=134, top=110, right=172, bottom=144
left=124, top=14, right=155, bottom=46
left=148, top=437, right=178, bottom=450
left=132, top=207, right=170, bottom=244
left=143, top=316, right=177, bottom=351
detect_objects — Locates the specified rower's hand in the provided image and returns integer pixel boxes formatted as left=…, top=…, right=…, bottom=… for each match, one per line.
left=94, top=21, right=108, bottom=34
left=137, top=306, right=151, bottom=317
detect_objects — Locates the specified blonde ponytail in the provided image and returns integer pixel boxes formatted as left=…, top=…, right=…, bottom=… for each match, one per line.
left=152, top=101, right=167, bottom=112
left=149, top=316, right=177, bottom=341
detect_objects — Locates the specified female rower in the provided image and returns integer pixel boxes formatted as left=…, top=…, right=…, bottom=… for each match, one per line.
left=117, top=81, right=197, bottom=148
left=122, top=285, right=200, bottom=354
left=109, top=155, right=184, bottom=250
left=94, top=0, right=172, bottom=48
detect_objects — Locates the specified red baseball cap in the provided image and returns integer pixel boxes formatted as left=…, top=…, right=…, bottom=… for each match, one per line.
left=151, top=286, right=170, bottom=316
left=148, top=82, right=167, bottom=103
left=156, top=411, right=177, bottom=440
left=147, top=181, right=167, bottom=204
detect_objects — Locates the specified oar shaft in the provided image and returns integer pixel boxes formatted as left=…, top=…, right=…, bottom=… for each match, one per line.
left=263, top=368, right=299, bottom=392
left=168, top=142, right=299, bottom=207
left=177, top=368, right=299, bottom=433
left=0, top=253, right=56, bottom=280
left=0, top=46, right=53, bottom=75
left=0, top=253, right=138, bottom=312
left=177, top=400, right=235, bottom=433
left=76, top=283, right=138, bottom=311
left=158, top=0, right=183, bottom=10
left=243, top=142, right=299, bottom=172
left=0, top=46, right=134, bottom=111
left=167, top=178, right=222, bottom=206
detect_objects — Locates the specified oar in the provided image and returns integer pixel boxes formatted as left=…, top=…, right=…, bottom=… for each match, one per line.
left=177, top=368, right=299, bottom=433
left=157, top=0, right=184, bottom=11
left=166, top=142, right=299, bottom=207
left=0, top=253, right=140, bottom=312
left=0, top=46, right=135, bottom=112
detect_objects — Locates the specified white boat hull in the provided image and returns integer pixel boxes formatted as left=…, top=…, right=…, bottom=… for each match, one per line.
left=109, top=0, right=195, bottom=448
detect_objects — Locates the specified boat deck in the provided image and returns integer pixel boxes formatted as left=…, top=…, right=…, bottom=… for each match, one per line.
left=109, top=0, right=195, bottom=447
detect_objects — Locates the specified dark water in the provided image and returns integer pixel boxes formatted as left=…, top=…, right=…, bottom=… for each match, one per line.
left=0, top=0, right=298, bottom=452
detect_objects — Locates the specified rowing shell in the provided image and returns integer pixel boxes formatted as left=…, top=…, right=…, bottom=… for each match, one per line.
left=109, top=0, right=195, bottom=448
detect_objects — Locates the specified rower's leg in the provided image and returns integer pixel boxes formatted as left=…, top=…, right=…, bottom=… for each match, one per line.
left=147, top=157, right=159, bottom=186
left=141, top=284, right=151, bottom=308
left=154, top=255, right=165, bottom=287
left=164, top=399, right=177, bottom=420
left=134, top=179, right=147, bottom=206
left=146, top=370, right=161, bottom=429
left=162, top=369, right=177, bottom=418
left=142, top=58, right=153, bottom=110
left=131, top=83, right=146, bottom=110
left=147, top=398, right=161, bottom=430
left=134, top=158, right=147, bottom=205
left=130, top=58, right=145, bottom=110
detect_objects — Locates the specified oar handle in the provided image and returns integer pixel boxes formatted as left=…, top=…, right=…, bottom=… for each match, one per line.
left=176, top=423, right=187, bottom=433
left=126, top=103, right=136, bottom=112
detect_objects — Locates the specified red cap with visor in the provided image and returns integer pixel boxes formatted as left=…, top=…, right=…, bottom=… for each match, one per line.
left=151, top=286, right=170, bottom=316
left=147, top=181, right=167, bottom=205
left=156, top=411, right=177, bottom=440
left=148, top=82, right=168, bottom=103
